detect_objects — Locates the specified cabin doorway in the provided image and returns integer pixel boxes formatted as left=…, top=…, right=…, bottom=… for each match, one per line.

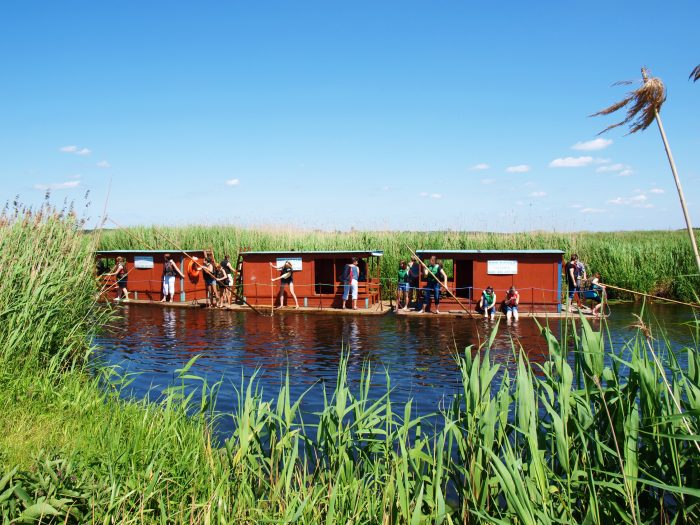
left=455, top=260, right=473, bottom=299
left=314, top=259, right=335, bottom=295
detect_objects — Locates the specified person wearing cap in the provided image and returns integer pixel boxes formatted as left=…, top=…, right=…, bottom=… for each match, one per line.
left=479, top=286, right=497, bottom=320
left=504, top=285, right=519, bottom=323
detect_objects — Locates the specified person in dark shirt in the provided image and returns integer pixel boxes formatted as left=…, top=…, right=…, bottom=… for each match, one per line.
left=270, top=260, right=299, bottom=308
left=220, top=255, right=235, bottom=307
left=106, top=256, right=129, bottom=302
left=161, top=253, right=185, bottom=303
left=407, top=256, right=421, bottom=305
left=419, top=256, right=447, bottom=314
left=565, top=253, right=584, bottom=312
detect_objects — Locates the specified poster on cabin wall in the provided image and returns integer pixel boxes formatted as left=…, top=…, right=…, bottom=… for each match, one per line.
left=134, top=256, right=154, bottom=269
left=275, top=257, right=303, bottom=271
left=487, top=260, right=518, bottom=275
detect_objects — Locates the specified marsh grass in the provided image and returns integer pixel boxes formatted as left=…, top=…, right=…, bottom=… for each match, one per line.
left=99, top=226, right=700, bottom=302
left=1, top=207, right=699, bottom=523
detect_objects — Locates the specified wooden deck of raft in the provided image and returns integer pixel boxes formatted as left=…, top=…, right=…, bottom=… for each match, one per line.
left=112, top=299, right=601, bottom=319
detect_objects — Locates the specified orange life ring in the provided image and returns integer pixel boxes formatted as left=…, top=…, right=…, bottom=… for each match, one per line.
left=186, top=258, right=201, bottom=281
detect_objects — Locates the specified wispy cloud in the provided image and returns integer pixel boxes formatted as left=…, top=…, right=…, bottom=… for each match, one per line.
left=96, top=160, right=111, bottom=168
left=419, top=192, right=442, bottom=199
left=596, top=163, right=632, bottom=174
left=549, top=156, right=593, bottom=168
left=33, top=180, right=81, bottom=191
left=470, top=163, right=490, bottom=170
left=506, top=164, right=530, bottom=173
left=572, top=138, right=613, bottom=151
left=607, top=194, right=652, bottom=208
left=580, top=207, right=605, bottom=213
left=649, top=188, right=665, bottom=194
left=225, top=178, right=240, bottom=186
left=481, top=178, right=495, bottom=185
left=618, top=169, right=634, bottom=177
left=529, top=191, right=546, bottom=197
left=60, top=145, right=91, bottom=156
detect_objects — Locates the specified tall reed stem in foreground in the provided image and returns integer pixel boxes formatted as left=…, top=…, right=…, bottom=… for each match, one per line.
left=593, top=66, right=700, bottom=277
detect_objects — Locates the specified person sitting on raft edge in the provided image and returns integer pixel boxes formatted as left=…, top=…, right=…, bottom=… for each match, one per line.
left=479, top=286, right=497, bottom=320
left=504, top=285, right=519, bottom=323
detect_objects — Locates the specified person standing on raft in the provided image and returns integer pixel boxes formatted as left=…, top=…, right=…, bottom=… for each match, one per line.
left=589, top=273, right=606, bottom=318
left=565, top=253, right=583, bottom=312
left=341, top=257, right=360, bottom=310
left=407, top=256, right=421, bottom=306
left=161, top=253, right=185, bottom=303
left=107, top=256, right=129, bottom=302
left=396, top=260, right=410, bottom=311
left=419, top=256, right=447, bottom=314
left=270, top=260, right=299, bottom=309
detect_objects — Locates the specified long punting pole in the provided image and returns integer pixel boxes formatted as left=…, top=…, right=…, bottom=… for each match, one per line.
left=404, top=245, right=473, bottom=317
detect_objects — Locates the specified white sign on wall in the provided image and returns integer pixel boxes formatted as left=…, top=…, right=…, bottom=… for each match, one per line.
left=487, top=260, right=518, bottom=275
left=134, top=256, right=154, bottom=269
left=275, top=257, right=303, bottom=271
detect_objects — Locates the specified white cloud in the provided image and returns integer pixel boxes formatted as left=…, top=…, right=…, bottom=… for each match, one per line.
left=76, top=148, right=91, bottom=156
left=225, top=178, right=240, bottom=186
left=580, top=207, right=605, bottom=213
left=618, top=169, right=634, bottom=177
left=430, top=193, right=442, bottom=199
left=96, top=160, right=111, bottom=168
left=481, top=178, right=495, bottom=185
left=596, top=163, right=630, bottom=173
left=608, top=194, right=652, bottom=208
left=60, top=145, right=78, bottom=153
left=548, top=156, right=594, bottom=168
left=33, top=180, right=81, bottom=191
left=506, top=164, right=530, bottom=173
left=572, top=138, right=613, bottom=151
left=470, top=163, right=490, bottom=170
left=649, top=188, right=665, bottom=194
left=529, top=191, right=547, bottom=197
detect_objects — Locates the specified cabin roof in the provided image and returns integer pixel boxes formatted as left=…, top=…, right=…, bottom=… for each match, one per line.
left=241, top=250, right=383, bottom=257
left=415, top=249, right=564, bottom=255
left=96, top=250, right=203, bottom=255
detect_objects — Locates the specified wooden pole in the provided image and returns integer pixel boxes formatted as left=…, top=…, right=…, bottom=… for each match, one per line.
left=404, top=245, right=472, bottom=316
left=604, top=283, right=700, bottom=310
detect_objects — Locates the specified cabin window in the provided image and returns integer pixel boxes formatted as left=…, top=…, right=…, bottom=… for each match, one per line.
left=314, top=259, right=335, bottom=295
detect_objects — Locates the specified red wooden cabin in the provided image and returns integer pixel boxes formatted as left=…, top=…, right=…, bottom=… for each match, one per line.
left=96, top=250, right=209, bottom=303
left=239, top=250, right=383, bottom=309
left=415, top=250, right=563, bottom=313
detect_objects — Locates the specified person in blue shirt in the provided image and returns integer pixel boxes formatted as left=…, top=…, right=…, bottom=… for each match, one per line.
left=341, top=257, right=360, bottom=310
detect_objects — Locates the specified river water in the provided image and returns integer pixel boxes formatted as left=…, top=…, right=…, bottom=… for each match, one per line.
left=94, top=303, right=697, bottom=436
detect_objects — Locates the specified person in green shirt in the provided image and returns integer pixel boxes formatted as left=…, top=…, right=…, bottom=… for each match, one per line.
left=420, top=256, right=447, bottom=314
left=396, top=260, right=411, bottom=311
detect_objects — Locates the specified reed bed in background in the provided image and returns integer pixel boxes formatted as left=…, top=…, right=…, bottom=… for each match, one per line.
left=99, top=226, right=700, bottom=301
left=1, top=209, right=698, bottom=523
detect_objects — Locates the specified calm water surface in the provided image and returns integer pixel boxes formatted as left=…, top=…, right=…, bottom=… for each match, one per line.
left=94, top=303, right=697, bottom=436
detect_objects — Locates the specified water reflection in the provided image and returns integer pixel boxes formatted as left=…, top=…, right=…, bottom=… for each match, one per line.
left=97, top=303, right=695, bottom=437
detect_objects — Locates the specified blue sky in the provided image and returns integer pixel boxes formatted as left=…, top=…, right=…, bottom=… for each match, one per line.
left=1, top=1, right=699, bottom=231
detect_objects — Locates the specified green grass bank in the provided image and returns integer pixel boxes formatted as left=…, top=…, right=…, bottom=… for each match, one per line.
left=99, top=226, right=700, bottom=301
left=1, top=209, right=698, bottom=523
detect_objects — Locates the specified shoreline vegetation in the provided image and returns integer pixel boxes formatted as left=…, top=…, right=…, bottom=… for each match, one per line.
left=1, top=208, right=699, bottom=523
left=99, top=226, right=700, bottom=302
